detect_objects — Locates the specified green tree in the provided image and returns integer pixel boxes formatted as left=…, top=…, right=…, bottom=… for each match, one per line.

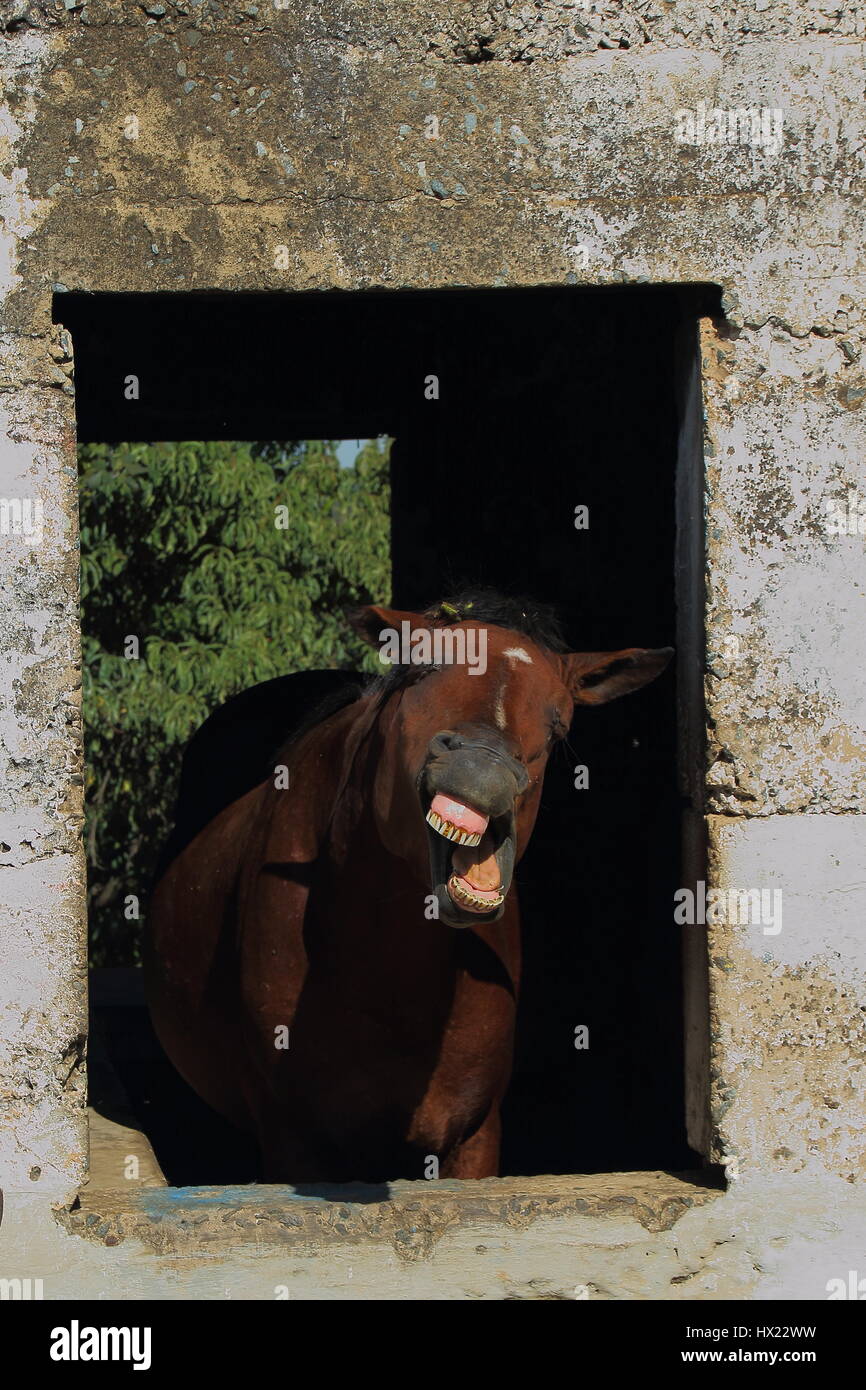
left=79, top=438, right=391, bottom=965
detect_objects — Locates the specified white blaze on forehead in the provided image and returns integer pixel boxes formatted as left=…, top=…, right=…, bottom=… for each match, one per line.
left=493, top=662, right=509, bottom=729
left=493, top=648, right=531, bottom=728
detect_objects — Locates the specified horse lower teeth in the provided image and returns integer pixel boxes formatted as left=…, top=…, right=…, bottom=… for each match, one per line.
left=448, top=876, right=504, bottom=910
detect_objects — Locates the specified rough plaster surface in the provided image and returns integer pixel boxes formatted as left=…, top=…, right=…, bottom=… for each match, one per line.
left=0, top=0, right=863, bottom=1291
left=0, top=25, right=87, bottom=1201
left=1, top=1173, right=864, bottom=1300
left=705, top=815, right=866, bottom=1180
left=703, top=320, right=866, bottom=815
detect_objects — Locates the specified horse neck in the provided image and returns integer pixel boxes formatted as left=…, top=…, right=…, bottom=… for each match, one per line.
left=326, top=690, right=400, bottom=853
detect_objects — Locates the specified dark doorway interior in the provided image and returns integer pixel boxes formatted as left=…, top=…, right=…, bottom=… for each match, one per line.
left=61, top=284, right=716, bottom=1179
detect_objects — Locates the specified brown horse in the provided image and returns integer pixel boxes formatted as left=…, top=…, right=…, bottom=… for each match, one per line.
left=145, top=593, right=672, bottom=1182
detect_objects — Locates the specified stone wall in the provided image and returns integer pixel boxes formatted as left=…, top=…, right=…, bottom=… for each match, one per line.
left=0, top=0, right=863, bottom=1294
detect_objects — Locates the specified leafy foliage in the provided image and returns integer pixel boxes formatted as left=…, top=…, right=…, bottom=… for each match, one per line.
left=80, top=439, right=391, bottom=965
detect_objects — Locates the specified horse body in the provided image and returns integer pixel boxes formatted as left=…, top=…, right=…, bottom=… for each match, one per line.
left=146, top=596, right=671, bottom=1181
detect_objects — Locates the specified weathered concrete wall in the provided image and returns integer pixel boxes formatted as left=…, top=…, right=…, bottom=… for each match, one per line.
left=44, top=1171, right=866, bottom=1300
left=700, top=306, right=866, bottom=1182
left=1, top=1172, right=865, bottom=1300
left=0, top=27, right=86, bottom=1201
left=0, top=0, right=863, bottom=1294
left=705, top=816, right=866, bottom=1180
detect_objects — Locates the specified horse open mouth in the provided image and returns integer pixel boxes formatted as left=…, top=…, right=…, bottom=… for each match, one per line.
left=423, top=791, right=516, bottom=927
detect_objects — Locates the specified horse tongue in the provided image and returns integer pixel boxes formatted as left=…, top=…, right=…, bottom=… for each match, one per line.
left=429, top=793, right=489, bottom=837
left=451, top=831, right=501, bottom=894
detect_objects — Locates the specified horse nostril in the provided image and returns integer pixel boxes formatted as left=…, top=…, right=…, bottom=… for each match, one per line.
left=432, top=730, right=464, bottom=753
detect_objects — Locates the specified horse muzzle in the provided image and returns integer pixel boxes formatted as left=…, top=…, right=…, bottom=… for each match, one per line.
left=419, top=730, right=529, bottom=928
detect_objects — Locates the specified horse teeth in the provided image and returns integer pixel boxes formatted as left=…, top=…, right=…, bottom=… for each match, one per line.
left=447, top=874, right=505, bottom=911
left=426, top=811, right=484, bottom=848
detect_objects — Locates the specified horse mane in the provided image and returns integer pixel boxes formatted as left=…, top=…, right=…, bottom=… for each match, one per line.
left=428, top=587, right=567, bottom=651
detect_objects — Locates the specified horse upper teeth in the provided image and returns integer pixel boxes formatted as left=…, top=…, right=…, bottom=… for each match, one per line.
left=425, top=809, right=482, bottom=846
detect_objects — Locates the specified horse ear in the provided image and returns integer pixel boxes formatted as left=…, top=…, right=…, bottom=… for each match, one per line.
left=562, top=647, right=674, bottom=706
left=349, top=605, right=429, bottom=648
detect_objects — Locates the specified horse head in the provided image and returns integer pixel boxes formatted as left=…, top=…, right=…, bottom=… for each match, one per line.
left=353, top=595, right=672, bottom=929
